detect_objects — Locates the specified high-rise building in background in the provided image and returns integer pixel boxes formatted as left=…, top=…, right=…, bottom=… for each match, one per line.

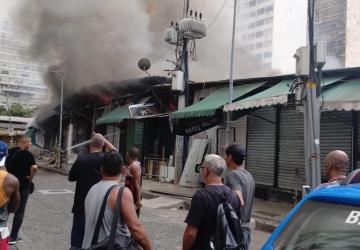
left=314, top=0, right=360, bottom=69
left=238, top=0, right=307, bottom=74
left=0, top=0, right=47, bottom=109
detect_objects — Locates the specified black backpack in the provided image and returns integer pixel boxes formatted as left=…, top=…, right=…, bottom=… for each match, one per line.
left=210, top=202, right=245, bottom=250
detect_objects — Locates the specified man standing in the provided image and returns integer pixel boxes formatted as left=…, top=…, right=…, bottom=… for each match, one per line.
left=68, top=133, right=116, bottom=249
left=125, top=147, right=142, bottom=216
left=5, top=135, right=38, bottom=245
left=0, top=141, right=20, bottom=250
left=224, top=144, right=255, bottom=250
left=82, top=152, right=152, bottom=250
left=183, top=154, right=241, bottom=250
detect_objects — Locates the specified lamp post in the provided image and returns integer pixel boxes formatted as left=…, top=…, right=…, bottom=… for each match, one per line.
left=226, top=0, right=238, bottom=147
left=50, top=71, right=64, bottom=168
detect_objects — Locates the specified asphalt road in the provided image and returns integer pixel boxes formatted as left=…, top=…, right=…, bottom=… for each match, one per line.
left=9, top=170, right=270, bottom=250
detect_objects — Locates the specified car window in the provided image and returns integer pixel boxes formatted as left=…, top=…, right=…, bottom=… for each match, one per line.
left=274, top=200, right=360, bottom=250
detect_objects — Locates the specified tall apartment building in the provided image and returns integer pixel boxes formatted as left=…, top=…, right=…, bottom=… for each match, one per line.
left=0, top=0, right=47, bottom=109
left=314, top=0, right=360, bottom=69
left=238, top=0, right=307, bottom=74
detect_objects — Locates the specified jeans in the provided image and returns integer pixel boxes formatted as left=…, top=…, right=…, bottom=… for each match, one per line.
left=70, top=213, right=85, bottom=248
left=242, top=227, right=251, bottom=250
left=10, top=188, right=30, bottom=239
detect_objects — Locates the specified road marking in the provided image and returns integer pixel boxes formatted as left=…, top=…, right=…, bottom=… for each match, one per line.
left=37, top=189, right=74, bottom=195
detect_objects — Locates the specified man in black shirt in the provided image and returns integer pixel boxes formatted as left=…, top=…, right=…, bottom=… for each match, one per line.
left=183, top=154, right=241, bottom=250
left=5, top=135, right=38, bottom=245
left=68, top=133, right=116, bottom=249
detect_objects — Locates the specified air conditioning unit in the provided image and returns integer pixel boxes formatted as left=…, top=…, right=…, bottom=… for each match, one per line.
left=164, top=26, right=178, bottom=45
left=179, top=18, right=207, bottom=39
left=294, top=46, right=310, bottom=76
left=171, top=70, right=184, bottom=92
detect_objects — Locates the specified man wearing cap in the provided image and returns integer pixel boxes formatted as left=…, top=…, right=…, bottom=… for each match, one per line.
left=5, top=135, right=37, bottom=245
left=0, top=141, right=20, bottom=249
left=224, top=144, right=255, bottom=250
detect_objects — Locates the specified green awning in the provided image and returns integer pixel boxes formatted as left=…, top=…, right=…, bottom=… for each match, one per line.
left=224, top=76, right=348, bottom=112
left=96, top=105, right=130, bottom=125
left=171, top=82, right=264, bottom=119
left=323, top=79, right=360, bottom=111
left=224, top=79, right=292, bottom=111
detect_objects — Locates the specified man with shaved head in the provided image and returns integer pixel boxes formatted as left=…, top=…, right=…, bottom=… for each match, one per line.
left=324, top=150, right=349, bottom=184
left=68, top=133, right=117, bottom=249
left=5, top=135, right=37, bottom=245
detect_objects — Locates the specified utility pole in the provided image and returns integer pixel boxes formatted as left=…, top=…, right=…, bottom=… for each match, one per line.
left=226, top=0, right=238, bottom=147
left=306, top=0, right=321, bottom=188
left=174, top=0, right=190, bottom=183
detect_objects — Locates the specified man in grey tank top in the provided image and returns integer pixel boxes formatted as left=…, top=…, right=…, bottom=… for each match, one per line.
left=224, top=144, right=255, bottom=250
left=82, top=152, right=152, bottom=250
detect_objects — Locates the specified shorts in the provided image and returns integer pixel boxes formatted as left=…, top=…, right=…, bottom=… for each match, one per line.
left=0, top=237, right=8, bottom=250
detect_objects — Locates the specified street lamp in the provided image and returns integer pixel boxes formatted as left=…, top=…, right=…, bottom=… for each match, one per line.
left=50, top=71, right=64, bottom=169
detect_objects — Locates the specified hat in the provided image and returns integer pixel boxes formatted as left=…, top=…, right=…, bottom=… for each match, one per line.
left=0, top=141, right=8, bottom=166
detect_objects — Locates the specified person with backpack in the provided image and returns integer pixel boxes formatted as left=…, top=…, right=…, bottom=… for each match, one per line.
left=224, top=144, right=255, bottom=250
left=68, top=133, right=117, bottom=249
left=5, top=135, right=38, bottom=245
left=82, top=152, right=152, bottom=250
left=182, top=154, right=241, bottom=250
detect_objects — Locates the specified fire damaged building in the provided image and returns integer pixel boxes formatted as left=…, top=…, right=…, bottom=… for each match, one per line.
left=30, top=76, right=177, bottom=166
left=31, top=67, right=360, bottom=201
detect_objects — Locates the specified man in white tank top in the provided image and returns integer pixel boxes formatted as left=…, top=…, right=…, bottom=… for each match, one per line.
left=82, top=152, right=152, bottom=250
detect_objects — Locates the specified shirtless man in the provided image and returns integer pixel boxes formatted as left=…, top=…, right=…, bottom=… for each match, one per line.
left=125, top=147, right=142, bottom=216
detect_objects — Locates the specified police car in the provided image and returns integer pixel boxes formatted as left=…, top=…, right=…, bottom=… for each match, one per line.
left=262, top=169, right=360, bottom=250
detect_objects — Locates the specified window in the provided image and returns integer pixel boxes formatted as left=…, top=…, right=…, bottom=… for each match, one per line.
left=257, top=19, right=265, bottom=26
left=248, top=33, right=256, bottom=40
left=255, top=53, right=263, bottom=59
left=274, top=201, right=360, bottom=250
left=249, top=0, right=256, bottom=7
left=248, top=22, right=256, bottom=29
left=265, top=17, right=273, bottom=24
left=265, top=5, right=273, bottom=13
left=257, top=0, right=265, bottom=3
left=256, top=42, right=263, bottom=49
left=1, top=70, right=9, bottom=75
left=264, top=51, right=272, bottom=58
left=256, top=31, right=263, bottom=38
left=264, top=40, right=272, bottom=47
left=257, top=8, right=265, bottom=16
left=247, top=44, right=255, bottom=50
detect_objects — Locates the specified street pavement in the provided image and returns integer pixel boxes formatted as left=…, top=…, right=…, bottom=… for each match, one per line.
left=9, top=170, right=270, bottom=250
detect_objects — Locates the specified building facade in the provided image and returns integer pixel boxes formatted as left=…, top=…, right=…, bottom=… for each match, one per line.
left=314, top=0, right=360, bottom=69
left=238, top=0, right=308, bottom=74
left=0, top=0, right=47, bottom=109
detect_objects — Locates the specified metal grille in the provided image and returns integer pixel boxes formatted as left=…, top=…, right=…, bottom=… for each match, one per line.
left=278, top=108, right=305, bottom=190
left=320, top=111, right=353, bottom=177
left=246, top=107, right=276, bottom=186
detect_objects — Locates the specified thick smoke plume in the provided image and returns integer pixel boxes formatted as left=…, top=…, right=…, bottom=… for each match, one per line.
left=14, top=0, right=273, bottom=99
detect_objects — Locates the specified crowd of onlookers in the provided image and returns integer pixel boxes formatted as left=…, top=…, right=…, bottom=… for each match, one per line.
left=0, top=132, right=349, bottom=250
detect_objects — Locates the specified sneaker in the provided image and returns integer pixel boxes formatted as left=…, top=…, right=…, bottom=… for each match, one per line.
left=9, top=237, right=22, bottom=245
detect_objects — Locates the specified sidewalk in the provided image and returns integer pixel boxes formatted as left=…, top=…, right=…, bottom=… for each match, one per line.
left=142, top=179, right=293, bottom=232
left=38, top=162, right=293, bottom=233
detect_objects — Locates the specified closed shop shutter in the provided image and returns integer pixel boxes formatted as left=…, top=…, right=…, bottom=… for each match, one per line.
left=246, top=107, right=276, bottom=186
left=233, top=116, right=247, bottom=146
left=278, top=108, right=305, bottom=190
left=320, top=111, right=353, bottom=177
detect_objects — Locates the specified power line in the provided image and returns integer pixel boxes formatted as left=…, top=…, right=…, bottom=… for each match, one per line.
left=207, top=0, right=228, bottom=31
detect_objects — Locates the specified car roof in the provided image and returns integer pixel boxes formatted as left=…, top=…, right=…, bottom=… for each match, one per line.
left=308, top=184, right=360, bottom=206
